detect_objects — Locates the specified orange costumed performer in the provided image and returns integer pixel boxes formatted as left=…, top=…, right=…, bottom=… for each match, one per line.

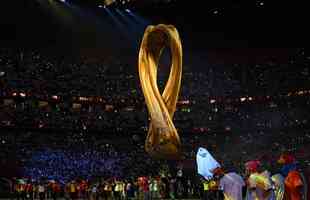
left=278, top=153, right=305, bottom=200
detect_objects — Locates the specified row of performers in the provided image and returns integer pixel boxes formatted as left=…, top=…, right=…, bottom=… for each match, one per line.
left=197, top=149, right=308, bottom=200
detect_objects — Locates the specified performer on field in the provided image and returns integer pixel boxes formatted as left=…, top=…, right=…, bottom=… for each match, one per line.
left=245, top=160, right=275, bottom=200
left=278, top=153, right=305, bottom=200
left=213, top=166, right=245, bottom=200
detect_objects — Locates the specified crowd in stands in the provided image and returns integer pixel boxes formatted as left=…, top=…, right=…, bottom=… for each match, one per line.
left=1, top=126, right=310, bottom=199
left=0, top=48, right=310, bottom=198
left=0, top=48, right=309, bottom=133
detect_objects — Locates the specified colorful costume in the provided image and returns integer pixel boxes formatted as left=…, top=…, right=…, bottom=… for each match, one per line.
left=278, top=153, right=306, bottom=200
left=272, top=174, right=285, bottom=200
left=285, top=170, right=303, bottom=200
left=245, top=160, right=275, bottom=200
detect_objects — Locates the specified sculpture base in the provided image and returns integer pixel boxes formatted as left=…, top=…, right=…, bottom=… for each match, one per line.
left=145, top=142, right=181, bottom=160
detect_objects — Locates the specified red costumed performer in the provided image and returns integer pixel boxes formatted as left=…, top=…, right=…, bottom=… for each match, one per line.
left=278, top=153, right=304, bottom=200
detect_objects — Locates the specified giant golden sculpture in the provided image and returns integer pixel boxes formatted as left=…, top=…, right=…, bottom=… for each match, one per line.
left=138, top=24, right=182, bottom=159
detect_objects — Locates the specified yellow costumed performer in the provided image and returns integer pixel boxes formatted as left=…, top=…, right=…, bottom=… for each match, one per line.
left=138, top=24, right=183, bottom=159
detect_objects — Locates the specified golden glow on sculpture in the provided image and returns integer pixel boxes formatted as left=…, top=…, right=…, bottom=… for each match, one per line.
left=138, top=24, right=183, bottom=159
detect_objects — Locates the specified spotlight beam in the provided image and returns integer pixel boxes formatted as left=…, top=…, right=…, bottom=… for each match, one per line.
left=105, top=8, right=131, bottom=42
left=126, top=11, right=150, bottom=26
left=115, top=9, right=141, bottom=37
left=114, top=9, right=141, bottom=46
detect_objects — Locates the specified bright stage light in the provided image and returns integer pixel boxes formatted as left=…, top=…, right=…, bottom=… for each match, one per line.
left=20, top=92, right=26, bottom=97
left=60, top=0, right=66, bottom=2
left=104, top=0, right=116, bottom=6
left=125, top=9, right=131, bottom=13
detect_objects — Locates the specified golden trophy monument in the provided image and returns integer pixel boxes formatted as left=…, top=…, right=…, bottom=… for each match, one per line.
left=138, top=24, right=182, bottom=159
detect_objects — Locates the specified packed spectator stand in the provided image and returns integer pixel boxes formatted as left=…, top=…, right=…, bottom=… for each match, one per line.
left=0, top=48, right=310, bottom=199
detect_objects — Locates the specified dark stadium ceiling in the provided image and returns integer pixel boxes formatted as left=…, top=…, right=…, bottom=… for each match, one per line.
left=0, top=0, right=309, bottom=47
left=67, top=0, right=176, bottom=7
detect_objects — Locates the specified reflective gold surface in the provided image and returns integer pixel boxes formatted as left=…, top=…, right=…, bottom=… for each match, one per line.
left=138, top=24, right=182, bottom=159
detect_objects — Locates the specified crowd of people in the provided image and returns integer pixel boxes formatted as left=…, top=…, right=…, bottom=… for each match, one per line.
left=8, top=174, right=200, bottom=200
left=6, top=152, right=310, bottom=200
left=0, top=47, right=310, bottom=199
left=0, top=48, right=309, bottom=133
left=1, top=125, right=310, bottom=199
left=1, top=126, right=310, bottom=183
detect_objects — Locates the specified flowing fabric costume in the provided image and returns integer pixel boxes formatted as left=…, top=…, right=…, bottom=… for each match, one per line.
left=285, top=170, right=304, bottom=200
left=278, top=153, right=306, bottom=200
left=245, top=161, right=275, bottom=200
left=219, top=172, right=245, bottom=200
left=196, top=147, right=221, bottom=180
left=272, top=173, right=285, bottom=200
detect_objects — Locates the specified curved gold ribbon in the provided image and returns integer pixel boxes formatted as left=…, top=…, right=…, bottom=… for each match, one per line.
left=138, top=24, right=183, bottom=159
